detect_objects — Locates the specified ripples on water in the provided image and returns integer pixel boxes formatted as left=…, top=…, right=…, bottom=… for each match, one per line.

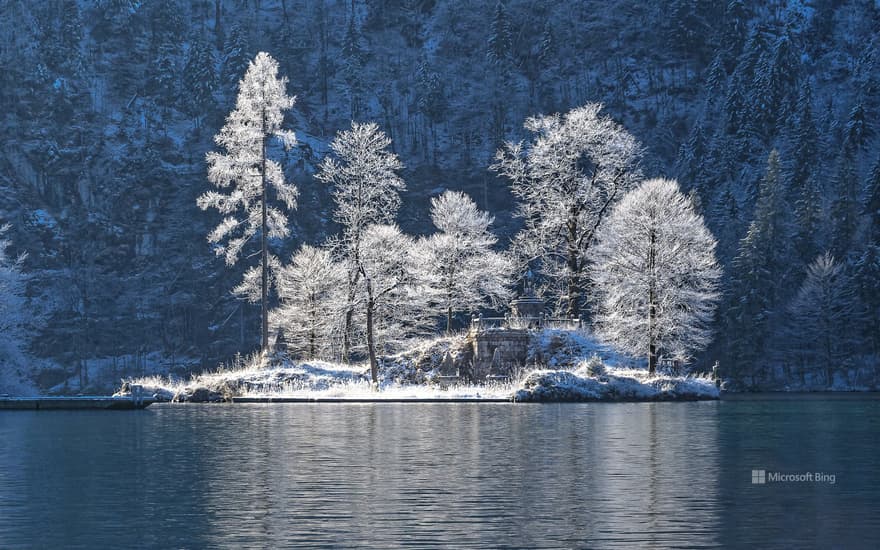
left=0, top=398, right=878, bottom=548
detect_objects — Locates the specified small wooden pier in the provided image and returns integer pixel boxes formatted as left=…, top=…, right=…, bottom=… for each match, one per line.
left=0, top=386, right=154, bottom=410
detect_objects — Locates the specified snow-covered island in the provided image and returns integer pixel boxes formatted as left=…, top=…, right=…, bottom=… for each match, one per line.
left=117, top=329, right=719, bottom=403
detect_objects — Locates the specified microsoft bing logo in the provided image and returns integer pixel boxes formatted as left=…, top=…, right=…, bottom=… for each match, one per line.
left=751, top=470, right=766, bottom=484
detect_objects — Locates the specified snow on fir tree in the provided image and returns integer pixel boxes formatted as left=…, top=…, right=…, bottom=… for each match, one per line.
left=590, top=178, right=721, bottom=373
left=197, top=52, right=298, bottom=352
left=786, top=253, right=860, bottom=385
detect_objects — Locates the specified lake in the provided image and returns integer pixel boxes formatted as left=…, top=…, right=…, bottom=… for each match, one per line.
left=1, top=396, right=878, bottom=548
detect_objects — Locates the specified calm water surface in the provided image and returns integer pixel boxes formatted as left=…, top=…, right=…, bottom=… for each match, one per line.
left=1, top=397, right=879, bottom=548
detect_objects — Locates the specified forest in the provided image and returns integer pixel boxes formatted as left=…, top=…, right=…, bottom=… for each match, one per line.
left=1, top=0, right=879, bottom=392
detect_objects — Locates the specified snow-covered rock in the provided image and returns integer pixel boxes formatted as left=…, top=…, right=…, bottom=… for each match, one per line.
left=513, top=364, right=719, bottom=402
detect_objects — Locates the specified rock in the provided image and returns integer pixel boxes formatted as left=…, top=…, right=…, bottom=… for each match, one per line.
left=172, top=386, right=224, bottom=403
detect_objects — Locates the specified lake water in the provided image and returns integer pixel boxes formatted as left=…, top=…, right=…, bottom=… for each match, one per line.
left=1, top=396, right=879, bottom=548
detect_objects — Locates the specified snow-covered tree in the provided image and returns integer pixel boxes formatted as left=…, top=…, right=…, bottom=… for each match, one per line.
left=853, top=245, right=880, bottom=354
left=359, top=224, right=422, bottom=386
left=590, top=178, right=721, bottom=373
left=723, top=150, right=788, bottom=365
left=221, top=24, right=250, bottom=90
left=182, top=35, right=217, bottom=120
left=0, top=224, right=27, bottom=345
left=317, top=121, right=405, bottom=362
left=830, top=152, right=860, bottom=257
left=271, top=245, right=346, bottom=360
left=420, top=191, right=514, bottom=333
left=198, top=52, right=298, bottom=352
left=0, top=223, right=30, bottom=391
left=787, top=253, right=858, bottom=383
left=341, top=13, right=365, bottom=119
left=492, top=103, right=642, bottom=318
left=866, top=156, right=880, bottom=243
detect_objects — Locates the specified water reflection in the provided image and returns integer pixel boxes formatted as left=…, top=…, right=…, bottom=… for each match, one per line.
left=0, top=399, right=877, bottom=548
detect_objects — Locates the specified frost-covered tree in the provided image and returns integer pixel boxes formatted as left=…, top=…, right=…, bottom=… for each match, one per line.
left=724, top=150, right=788, bottom=365
left=788, top=81, right=818, bottom=196
left=359, top=224, right=422, bottom=386
left=198, top=52, right=298, bottom=352
left=341, top=13, right=365, bottom=119
left=487, top=1, right=513, bottom=69
left=787, top=253, right=858, bottom=383
left=182, top=35, right=217, bottom=120
left=830, top=152, right=860, bottom=257
left=866, top=156, right=880, bottom=243
left=590, top=178, right=721, bottom=373
left=492, top=103, right=642, bottom=318
left=271, top=245, right=346, bottom=360
left=221, top=24, right=250, bottom=91
left=793, top=175, right=823, bottom=265
left=853, top=246, right=880, bottom=354
left=317, top=122, right=405, bottom=362
left=420, top=191, right=514, bottom=333
left=0, top=224, right=27, bottom=345
left=0, top=223, right=30, bottom=391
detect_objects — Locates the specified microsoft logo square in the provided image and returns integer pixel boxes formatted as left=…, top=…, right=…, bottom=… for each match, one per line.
left=752, top=470, right=766, bottom=484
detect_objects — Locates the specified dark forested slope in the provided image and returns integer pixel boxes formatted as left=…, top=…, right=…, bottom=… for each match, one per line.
left=1, top=0, right=878, bottom=390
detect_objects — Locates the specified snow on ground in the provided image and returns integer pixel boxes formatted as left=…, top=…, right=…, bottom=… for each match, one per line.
left=118, top=330, right=717, bottom=402
left=514, top=363, right=719, bottom=402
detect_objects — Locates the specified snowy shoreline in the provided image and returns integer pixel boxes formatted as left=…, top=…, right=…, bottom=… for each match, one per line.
left=116, top=366, right=720, bottom=403
left=115, top=331, right=720, bottom=403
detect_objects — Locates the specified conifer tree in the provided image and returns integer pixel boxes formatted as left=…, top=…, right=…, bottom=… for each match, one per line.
left=793, top=175, right=823, bottom=266
left=852, top=246, right=880, bottom=354
left=865, top=156, right=880, bottom=243
left=724, top=150, right=787, bottom=366
left=844, top=102, right=870, bottom=154
left=341, top=13, right=365, bottom=119
left=830, top=153, right=860, bottom=257
left=788, top=81, right=818, bottom=195
left=487, top=1, right=514, bottom=144
left=198, top=52, right=298, bottom=353
left=787, top=253, right=858, bottom=383
left=221, top=25, right=250, bottom=91
left=183, top=36, right=218, bottom=119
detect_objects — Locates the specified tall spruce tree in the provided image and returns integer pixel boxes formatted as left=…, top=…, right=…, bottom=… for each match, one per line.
left=830, top=152, right=860, bottom=257
left=788, top=81, right=818, bottom=196
left=724, top=150, right=787, bottom=368
left=865, top=156, right=880, bottom=243
left=183, top=35, right=217, bottom=119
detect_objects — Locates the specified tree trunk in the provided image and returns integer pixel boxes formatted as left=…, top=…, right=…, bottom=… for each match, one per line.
left=341, top=269, right=360, bottom=363
left=566, top=212, right=580, bottom=319
left=214, top=0, right=222, bottom=45
left=648, top=230, right=657, bottom=374
left=446, top=305, right=453, bottom=335
left=365, top=285, right=378, bottom=389
left=260, top=112, right=269, bottom=353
